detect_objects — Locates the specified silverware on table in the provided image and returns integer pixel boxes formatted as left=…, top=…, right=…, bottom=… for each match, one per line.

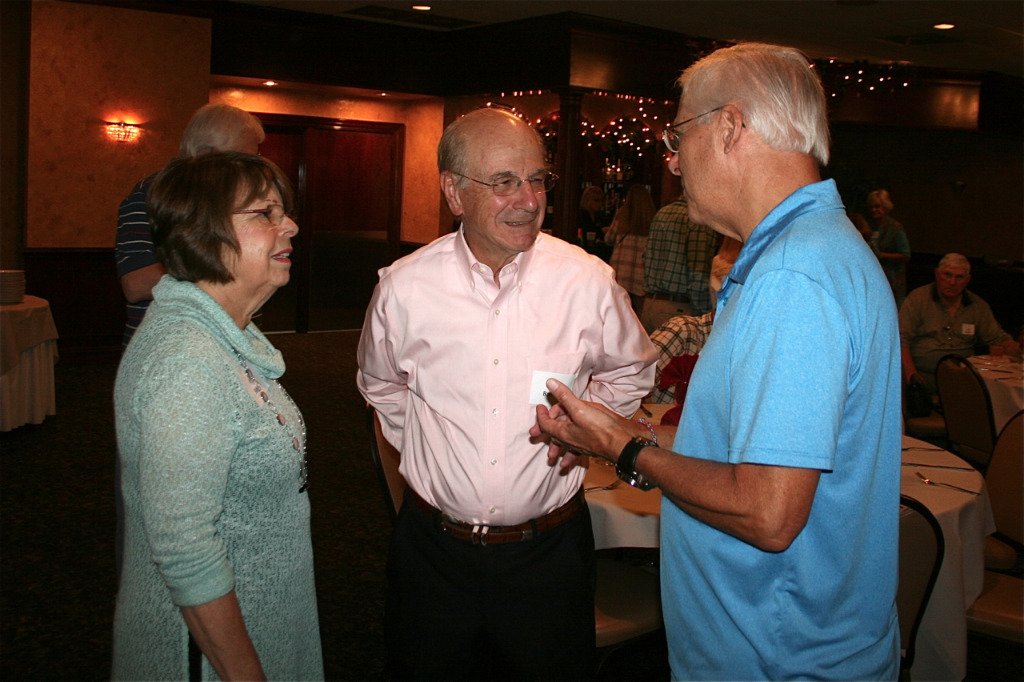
left=915, top=471, right=979, bottom=495
left=902, top=462, right=975, bottom=471
left=585, top=480, right=621, bottom=493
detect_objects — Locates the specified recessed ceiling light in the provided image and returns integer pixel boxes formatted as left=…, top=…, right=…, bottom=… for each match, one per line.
left=263, top=80, right=278, bottom=87
left=412, top=5, right=431, bottom=10
left=933, top=23, right=955, bottom=30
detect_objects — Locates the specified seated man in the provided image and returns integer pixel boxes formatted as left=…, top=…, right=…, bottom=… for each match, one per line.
left=899, top=252, right=1019, bottom=394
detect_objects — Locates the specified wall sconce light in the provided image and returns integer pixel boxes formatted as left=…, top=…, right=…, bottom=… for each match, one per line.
left=105, top=122, right=141, bottom=143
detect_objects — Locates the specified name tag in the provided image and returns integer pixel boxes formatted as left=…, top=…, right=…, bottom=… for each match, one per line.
left=530, top=371, right=577, bottom=405
left=961, top=323, right=975, bottom=336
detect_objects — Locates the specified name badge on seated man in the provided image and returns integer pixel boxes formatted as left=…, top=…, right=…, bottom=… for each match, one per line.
left=961, top=323, right=975, bottom=336
left=530, top=371, right=577, bottom=406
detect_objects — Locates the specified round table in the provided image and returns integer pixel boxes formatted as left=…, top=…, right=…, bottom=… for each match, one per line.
left=1, top=296, right=59, bottom=430
left=968, top=354, right=1023, bottom=434
left=584, top=428, right=995, bottom=682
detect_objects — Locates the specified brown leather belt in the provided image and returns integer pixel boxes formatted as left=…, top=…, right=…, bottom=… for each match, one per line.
left=406, top=487, right=585, bottom=546
left=646, top=292, right=690, bottom=303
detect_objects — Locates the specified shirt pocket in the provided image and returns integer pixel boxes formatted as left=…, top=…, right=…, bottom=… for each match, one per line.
left=526, top=351, right=588, bottom=405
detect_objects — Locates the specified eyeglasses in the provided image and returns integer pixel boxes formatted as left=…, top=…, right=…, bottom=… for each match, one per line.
left=661, top=106, right=724, bottom=154
left=453, top=171, right=558, bottom=196
left=233, top=204, right=289, bottom=226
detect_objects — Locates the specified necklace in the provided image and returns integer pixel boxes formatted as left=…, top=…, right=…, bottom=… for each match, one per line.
left=233, top=348, right=308, bottom=493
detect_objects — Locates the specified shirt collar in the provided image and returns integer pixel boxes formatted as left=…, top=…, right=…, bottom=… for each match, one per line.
left=453, top=224, right=533, bottom=283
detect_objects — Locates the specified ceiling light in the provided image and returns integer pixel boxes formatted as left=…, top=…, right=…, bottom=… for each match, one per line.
left=412, top=5, right=431, bottom=10
left=933, top=23, right=955, bottom=30
left=263, top=80, right=278, bottom=87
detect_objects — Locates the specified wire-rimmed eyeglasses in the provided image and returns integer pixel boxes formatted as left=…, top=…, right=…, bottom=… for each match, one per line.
left=661, top=106, right=724, bottom=154
left=453, top=171, right=558, bottom=196
left=233, top=204, right=290, bottom=226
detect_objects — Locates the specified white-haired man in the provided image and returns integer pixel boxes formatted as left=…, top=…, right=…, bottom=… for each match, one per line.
left=535, top=43, right=902, bottom=680
left=116, top=103, right=265, bottom=347
left=900, top=252, right=1019, bottom=393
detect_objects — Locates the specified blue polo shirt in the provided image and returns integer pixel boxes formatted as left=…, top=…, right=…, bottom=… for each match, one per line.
left=663, top=180, right=901, bottom=680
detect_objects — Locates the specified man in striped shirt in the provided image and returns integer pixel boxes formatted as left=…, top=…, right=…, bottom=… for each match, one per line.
left=115, top=104, right=264, bottom=347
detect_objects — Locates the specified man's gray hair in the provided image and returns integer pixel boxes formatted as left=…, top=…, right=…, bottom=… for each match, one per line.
left=937, top=253, right=971, bottom=273
left=179, top=103, right=265, bottom=158
left=677, top=42, right=831, bottom=166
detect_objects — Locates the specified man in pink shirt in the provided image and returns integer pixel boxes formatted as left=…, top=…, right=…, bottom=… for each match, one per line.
left=357, top=107, right=655, bottom=680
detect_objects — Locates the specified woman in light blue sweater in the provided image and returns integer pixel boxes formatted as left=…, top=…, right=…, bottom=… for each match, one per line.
left=113, top=153, right=322, bottom=681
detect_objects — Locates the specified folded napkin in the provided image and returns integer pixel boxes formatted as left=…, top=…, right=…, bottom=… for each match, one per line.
left=659, top=354, right=698, bottom=426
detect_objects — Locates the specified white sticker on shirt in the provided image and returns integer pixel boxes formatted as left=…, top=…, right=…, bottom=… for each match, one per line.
left=961, top=323, right=975, bottom=336
left=529, top=371, right=577, bottom=405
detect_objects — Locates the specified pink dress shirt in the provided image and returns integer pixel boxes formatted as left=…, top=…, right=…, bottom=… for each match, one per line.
left=357, top=229, right=656, bottom=525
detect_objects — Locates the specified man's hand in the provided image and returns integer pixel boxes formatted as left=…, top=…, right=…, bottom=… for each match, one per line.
left=529, top=400, right=578, bottom=470
left=530, top=379, right=634, bottom=468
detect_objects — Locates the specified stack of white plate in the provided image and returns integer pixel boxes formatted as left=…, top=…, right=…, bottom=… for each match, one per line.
left=0, top=270, right=26, bottom=305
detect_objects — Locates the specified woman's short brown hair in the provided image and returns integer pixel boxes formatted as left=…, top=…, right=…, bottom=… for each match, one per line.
left=147, top=152, right=293, bottom=284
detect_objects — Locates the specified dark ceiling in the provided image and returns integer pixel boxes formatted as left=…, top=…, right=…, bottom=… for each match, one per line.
left=232, top=1, right=1023, bottom=78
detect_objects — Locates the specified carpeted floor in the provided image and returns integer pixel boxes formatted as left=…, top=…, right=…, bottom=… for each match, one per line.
left=1, top=330, right=1020, bottom=680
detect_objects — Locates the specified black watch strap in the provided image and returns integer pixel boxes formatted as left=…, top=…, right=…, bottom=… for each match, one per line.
left=616, top=437, right=655, bottom=491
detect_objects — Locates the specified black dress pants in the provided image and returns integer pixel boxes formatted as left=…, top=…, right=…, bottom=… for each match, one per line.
left=385, top=490, right=597, bottom=681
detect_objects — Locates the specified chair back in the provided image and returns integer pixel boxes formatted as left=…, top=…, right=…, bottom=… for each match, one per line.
left=986, top=410, right=1023, bottom=545
left=897, top=494, right=944, bottom=675
left=366, top=405, right=406, bottom=522
left=936, top=354, right=996, bottom=471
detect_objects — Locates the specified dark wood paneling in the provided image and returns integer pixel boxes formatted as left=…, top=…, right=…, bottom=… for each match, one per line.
left=23, top=249, right=124, bottom=364
left=256, top=115, right=404, bottom=333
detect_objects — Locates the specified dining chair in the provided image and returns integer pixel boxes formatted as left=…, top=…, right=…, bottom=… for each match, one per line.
left=966, top=571, right=1024, bottom=644
left=897, top=495, right=944, bottom=681
left=366, top=405, right=406, bottom=523
left=903, top=408, right=947, bottom=448
left=902, top=374, right=947, bottom=447
left=983, top=410, right=1024, bottom=571
left=935, top=354, right=997, bottom=473
left=593, top=550, right=665, bottom=676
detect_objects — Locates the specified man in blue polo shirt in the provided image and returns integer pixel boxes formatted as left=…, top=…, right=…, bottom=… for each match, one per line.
left=535, top=42, right=901, bottom=680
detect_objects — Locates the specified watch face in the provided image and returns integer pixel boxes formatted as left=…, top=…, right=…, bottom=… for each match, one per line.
left=630, top=473, right=655, bottom=491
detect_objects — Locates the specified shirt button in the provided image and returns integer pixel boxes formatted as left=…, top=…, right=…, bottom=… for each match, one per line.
left=489, top=507, right=496, bottom=514
left=492, top=408, right=499, bottom=415
left=493, top=358, right=499, bottom=365
left=490, top=458, right=497, bottom=466
left=494, top=309, right=501, bottom=316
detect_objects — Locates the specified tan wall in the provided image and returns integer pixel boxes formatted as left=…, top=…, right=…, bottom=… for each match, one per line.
left=210, top=83, right=444, bottom=245
left=26, top=1, right=210, bottom=248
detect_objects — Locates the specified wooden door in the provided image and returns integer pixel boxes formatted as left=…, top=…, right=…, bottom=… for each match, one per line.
left=257, top=115, right=404, bottom=332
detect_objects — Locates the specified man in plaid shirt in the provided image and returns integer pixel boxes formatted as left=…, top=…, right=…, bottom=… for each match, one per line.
left=641, top=197, right=718, bottom=332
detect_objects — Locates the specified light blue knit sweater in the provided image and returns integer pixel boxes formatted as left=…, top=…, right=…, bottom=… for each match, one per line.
left=112, top=276, right=322, bottom=681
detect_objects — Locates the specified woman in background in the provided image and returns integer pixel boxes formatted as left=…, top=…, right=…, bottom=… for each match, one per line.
left=604, top=184, right=656, bottom=314
left=112, top=153, right=322, bottom=681
left=867, top=188, right=911, bottom=306
left=578, top=185, right=608, bottom=256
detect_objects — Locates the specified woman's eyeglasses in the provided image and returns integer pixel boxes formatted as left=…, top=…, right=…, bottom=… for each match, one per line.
left=234, top=204, right=289, bottom=226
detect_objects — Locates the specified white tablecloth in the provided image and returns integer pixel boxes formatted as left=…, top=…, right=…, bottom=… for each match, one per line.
left=968, top=355, right=1023, bottom=433
left=584, top=428, right=994, bottom=682
left=901, top=437, right=995, bottom=681
left=1, top=296, right=59, bottom=431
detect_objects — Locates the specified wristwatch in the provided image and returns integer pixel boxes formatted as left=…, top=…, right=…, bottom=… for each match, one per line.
left=616, top=437, right=656, bottom=491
